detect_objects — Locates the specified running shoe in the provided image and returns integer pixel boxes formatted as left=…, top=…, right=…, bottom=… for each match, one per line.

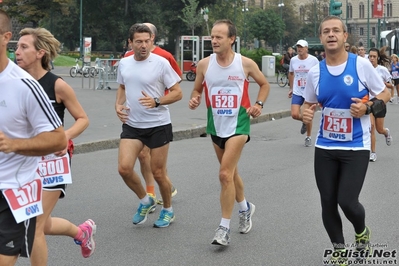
left=369, top=152, right=377, bottom=162
left=238, top=202, right=255, bottom=234
left=211, top=226, right=230, bottom=246
left=155, top=185, right=177, bottom=205
left=304, top=137, right=312, bottom=147
left=355, top=226, right=372, bottom=259
left=153, top=209, right=175, bottom=228
left=330, top=249, right=349, bottom=266
left=171, top=185, right=177, bottom=197
left=300, top=123, right=307, bottom=134
left=74, top=219, right=96, bottom=258
left=132, top=196, right=156, bottom=225
left=147, top=193, right=157, bottom=213
left=385, top=128, right=392, bottom=146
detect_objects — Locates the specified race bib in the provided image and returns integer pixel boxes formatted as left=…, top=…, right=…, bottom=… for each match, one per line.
left=37, top=154, right=72, bottom=187
left=297, top=77, right=306, bottom=90
left=322, top=108, right=353, bottom=141
left=3, top=178, right=43, bottom=223
left=210, top=87, right=240, bottom=117
left=392, top=71, right=399, bottom=79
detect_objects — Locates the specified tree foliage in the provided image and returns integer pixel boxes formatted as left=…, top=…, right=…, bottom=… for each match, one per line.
left=179, top=0, right=204, bottom=36
left=0, top=0, right=326, bottom=55
left=247, top=8, right=284, bottom=51
left=3, top=0, right=73, bottom=27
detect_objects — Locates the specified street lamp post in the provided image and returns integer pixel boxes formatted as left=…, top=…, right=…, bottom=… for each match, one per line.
left=278, top=0, right=284, bottom=54
left=234, top=0, right=237, bottom=25
left=201, top=7, right=210, bottom=36
left=367, top=0, right=370, bottom=49
left=314, top=0, right=317, bottom=37
left=242, top=0, right=248, bottom=48
left=79, top=0, right=83, bottom=59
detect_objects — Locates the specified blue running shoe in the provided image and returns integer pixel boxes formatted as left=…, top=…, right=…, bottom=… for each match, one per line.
left=132, top=196, right=156, bottom=225
left=153, top=209, right=175, bottom=228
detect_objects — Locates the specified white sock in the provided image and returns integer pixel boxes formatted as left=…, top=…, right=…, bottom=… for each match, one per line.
left=140, top=194, right=151, bottom=205
left=220, top=218, right=230, bottom=229
left=163, top=207, right=173, bottom=212
left=238, top=199, right=248, bottom=212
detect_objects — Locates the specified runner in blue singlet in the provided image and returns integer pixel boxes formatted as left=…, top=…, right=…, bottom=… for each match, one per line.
left=302, top=16, right=391, bottom=264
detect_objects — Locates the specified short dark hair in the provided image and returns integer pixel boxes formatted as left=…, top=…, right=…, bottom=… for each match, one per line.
left=213, top=19, right=237, bottom=45
left=0, top=10, right=11, bottom=34
left=128, top=23, right=152, bottom=41
left=213, top=19, right=236, bottom=38
left=318, top=16, right=347, bottom=35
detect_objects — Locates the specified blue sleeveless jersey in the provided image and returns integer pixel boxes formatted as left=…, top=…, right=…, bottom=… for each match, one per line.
left=316, top=53, right=370, bottom=150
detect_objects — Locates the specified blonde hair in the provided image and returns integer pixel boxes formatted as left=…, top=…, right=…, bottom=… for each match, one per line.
left=19, top=28, right=60, bottom=71
left=391, top=54, right=399, bottom=61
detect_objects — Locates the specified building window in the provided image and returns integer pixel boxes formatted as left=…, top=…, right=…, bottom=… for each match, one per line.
left=348, top=27, right=352, bottom=34
left=348, top=4, right=352, bottom=18
left=372, top=27, right=375, bottom=35
left=359, top=3, right=364, bottom=19
left=387, top=2, right=392, bottom=17
left=360, top=27, right=364, bottom=36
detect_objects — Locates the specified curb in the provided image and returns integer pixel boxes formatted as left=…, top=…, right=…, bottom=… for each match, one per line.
left=74, top=109, right=291, bottom=154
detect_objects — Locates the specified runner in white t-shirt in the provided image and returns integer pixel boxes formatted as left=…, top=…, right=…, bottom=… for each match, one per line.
left=0, top=10, right=66, bottom=266
left=368, top=47, right=394, bottom=162
left=115, top=23, right=182, bottom=228
left=288, top=39, right=320, bottom=147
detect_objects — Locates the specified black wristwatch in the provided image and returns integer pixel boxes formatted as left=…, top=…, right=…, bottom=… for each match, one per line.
left=255, top=100, right=264, bottom=108
left=154, top=98, right=160, bottom=108
left=364, top=103, right=371, bottom=115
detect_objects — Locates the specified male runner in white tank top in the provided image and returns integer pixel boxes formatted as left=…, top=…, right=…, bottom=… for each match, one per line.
left=189, top=19, right=270, bottom=246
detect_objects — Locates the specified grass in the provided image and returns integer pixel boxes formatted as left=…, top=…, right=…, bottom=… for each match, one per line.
left=53, top=55, right=77, bottom=67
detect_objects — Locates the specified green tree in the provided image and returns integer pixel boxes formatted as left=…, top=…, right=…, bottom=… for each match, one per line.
left=302, top=0, right=329, bottom=38
left=247, top=8, right=284, bottom=52
left=265, top=0, right=302, bottom=51
left=3, top=0, right=74, bottom=28
left=179, top=0, right=204, bottom=36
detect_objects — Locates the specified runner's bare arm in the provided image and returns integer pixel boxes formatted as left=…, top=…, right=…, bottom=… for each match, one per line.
left=0, top=127, right=66, bottom=156
left=189, top=58, right=208, bottom=109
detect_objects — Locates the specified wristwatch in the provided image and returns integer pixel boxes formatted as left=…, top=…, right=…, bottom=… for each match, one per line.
left=255, top=100, right=264, bottom=108
left=364, top=103, right=371, bottom=115
left=154, top=98, right=160, bottom=108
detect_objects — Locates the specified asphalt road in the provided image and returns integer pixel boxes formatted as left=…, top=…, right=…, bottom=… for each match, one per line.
left=14, top=94, right=399, bottom=266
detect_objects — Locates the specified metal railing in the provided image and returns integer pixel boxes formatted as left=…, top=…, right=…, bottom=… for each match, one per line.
left=94, top=58, right=120, bottom=90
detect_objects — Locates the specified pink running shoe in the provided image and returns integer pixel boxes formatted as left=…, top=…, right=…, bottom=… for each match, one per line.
left=74, top=219, right=96, bottom=258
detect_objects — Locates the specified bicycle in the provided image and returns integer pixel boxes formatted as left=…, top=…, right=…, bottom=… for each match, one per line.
left=276, top=68, right=289, bottom=88
left=70, top=58, right=91, bottom=78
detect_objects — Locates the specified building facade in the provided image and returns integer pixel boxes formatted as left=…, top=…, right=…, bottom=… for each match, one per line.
left=251, top=0, right=398, bottom=49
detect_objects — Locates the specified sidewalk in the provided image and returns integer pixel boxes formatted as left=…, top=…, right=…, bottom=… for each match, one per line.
left=52, top=67, right=291, bottom=154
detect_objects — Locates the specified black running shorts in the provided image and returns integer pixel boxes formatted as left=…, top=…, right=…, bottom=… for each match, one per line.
left=120, top=123, right=173, bottom=149
left=0, top=195, right=36, bottom=257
